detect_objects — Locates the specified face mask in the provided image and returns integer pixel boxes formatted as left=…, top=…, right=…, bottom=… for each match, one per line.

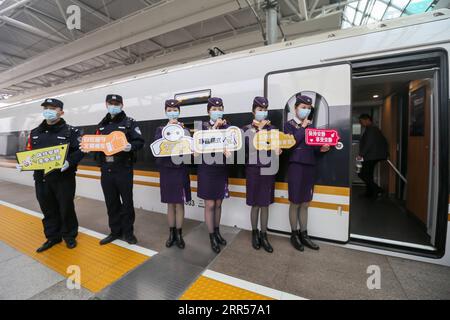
left=108, top=105, right=122, bottom=115
left=210, top=110, right=224, bottom=122
left=166, top=110, right=180, bottom=120
left=255, top=110, right=268, bottom=121
left=297, top=108, right=311, bottom=120
left=43, top=109, right=58, bottom=121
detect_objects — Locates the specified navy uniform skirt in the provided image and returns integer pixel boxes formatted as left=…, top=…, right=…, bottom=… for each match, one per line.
left=288, top=162, right=315, bottom=204
left=159, top=166, right=192, bottom=204
left=197, top=165, right=229, bottom=200
left=245, top=166, right=275, bottom=207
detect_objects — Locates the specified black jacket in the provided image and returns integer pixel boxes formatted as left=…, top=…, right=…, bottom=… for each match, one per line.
left=359, top=125, right=389, bottom=161
left=27, top=118, right=84, bottom=181
left=94, top=111, right=145, bottom=168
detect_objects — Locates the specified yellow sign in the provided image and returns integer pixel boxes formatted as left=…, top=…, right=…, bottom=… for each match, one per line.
left=16, top=144, right=69, bottom=175
left=253, top=130, right=296, bottom=151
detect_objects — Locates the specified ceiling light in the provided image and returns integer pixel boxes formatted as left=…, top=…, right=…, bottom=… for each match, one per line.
left=373, top=94, right=380, bottom=99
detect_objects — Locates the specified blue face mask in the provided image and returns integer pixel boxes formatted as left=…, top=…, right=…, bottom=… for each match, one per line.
left=255, top=110, right=268, bottom=121
left=297, top=108, right=311, bottom=120
left=210, top=110, right=224, bottom=122
left=108, top=104, right=122, bottom=115
left=43, top=109, right=58, bottom=121
left=166, top=110, right=180, bottom=120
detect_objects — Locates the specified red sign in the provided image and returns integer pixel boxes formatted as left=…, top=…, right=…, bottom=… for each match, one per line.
left=305, top=128, right=340, bottom=146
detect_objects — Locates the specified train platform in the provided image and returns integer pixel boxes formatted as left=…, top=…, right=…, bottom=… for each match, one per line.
left=1, top=180, right=450, bottom=300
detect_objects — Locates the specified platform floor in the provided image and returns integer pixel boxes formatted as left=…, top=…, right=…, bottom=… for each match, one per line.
left=1, top=180, right=450, bottom=300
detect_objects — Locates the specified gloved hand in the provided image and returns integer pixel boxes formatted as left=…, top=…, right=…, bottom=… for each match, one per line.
left=60, top=160, right=70, bottom=172
left=123, top=143, right=132, bottom=152
left=16, top=164, right=23, bottom=172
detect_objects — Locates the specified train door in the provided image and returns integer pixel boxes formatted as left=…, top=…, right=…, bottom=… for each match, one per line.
left=349, top=50, right=449, bottom=257
left=265, top=63, right=352, bottom=242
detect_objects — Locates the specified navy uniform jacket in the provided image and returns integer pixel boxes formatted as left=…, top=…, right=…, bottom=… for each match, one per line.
left=283, top=119, right=320, bottom=166
left=94, top=111, right=144, bottom=169
left=26, top=118, right=84, bottom=182
left=154, top=123, right=191, bottom=168
left=242, top=122, right=277, bottom=167
left=359, top=125, right=388, bottom=161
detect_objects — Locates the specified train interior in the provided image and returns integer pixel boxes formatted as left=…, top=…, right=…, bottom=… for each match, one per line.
left=350, top=65, right=440, bottom=252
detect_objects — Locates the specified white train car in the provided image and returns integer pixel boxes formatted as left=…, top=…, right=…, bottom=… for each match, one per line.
left=0, top=10, right=449, bottom=265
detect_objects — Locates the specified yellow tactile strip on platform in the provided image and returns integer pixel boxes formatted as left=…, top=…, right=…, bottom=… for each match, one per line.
left=0, top=204, right=149, bottom=293
left=180, top=276, right=273, bottom=300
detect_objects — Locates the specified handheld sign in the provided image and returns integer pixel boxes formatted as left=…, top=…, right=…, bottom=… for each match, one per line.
left=81, top=131, right=128, bottom=156
left=253, top=130, right=296, bottom=151
left=151, top=124, right=193, bottom=157
left=305, top=128, right=340, bottom=146
left=16, top=144, right=69, bottom=175
left=193, top=126, right=242, bottom=153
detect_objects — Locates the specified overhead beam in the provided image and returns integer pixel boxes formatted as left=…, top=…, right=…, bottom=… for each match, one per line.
left=0, top=16, right=67, bottom=43
left=0, top=0, right=241, bottom=90
left=2, top=12, right=341, bottom=104
left=0, top=0, right=35, bottom=15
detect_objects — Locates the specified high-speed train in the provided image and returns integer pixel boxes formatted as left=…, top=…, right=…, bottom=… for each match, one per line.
left=0, top=9, right=449, bottom=266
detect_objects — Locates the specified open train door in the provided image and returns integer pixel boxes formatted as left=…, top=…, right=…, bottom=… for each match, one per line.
left=265, top=63, right=352, bottom=242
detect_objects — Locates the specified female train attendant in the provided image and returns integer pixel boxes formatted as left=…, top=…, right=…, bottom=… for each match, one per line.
left=196, top=97, right=231, bottom=253
left=284, top=94, right=330, bottom=251
left=154, top=99, right=192, bottom=249
left=242, top=97, right=281, bottom=253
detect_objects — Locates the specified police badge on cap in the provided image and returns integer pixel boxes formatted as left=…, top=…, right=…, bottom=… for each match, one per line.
left=295, top=94, right=313, bottom=106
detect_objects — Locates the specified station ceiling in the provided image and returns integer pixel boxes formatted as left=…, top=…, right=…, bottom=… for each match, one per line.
left=0, top=0, right=446, bottom=102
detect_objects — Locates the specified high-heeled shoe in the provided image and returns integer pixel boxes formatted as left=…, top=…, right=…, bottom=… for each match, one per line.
left=166, top=227, right=176, bottom=248
left=176, top=228, right=185, bottom=249
left=214, top=227, right=227, bottom=246
left=209, top=233, right=221, bottom=253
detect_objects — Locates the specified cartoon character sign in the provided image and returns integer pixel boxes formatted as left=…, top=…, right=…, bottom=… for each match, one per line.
left=151, top=124, right=193, bottom=157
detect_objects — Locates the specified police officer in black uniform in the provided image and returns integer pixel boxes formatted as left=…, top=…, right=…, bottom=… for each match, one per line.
left=21, top=98, right=84, bottom=252
left=83, top=94, right=144, bottom=245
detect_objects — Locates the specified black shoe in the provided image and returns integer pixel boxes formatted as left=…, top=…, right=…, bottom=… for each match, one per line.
left=166, top=227, right=177, bottom=248
left=36, top=239, right=62, bottom=253
left=214, top=227, right=227, bottom=246
left=290, top=231, right=304, bottom=252
left=65, top=238, right=77, bottom=249
left=176, top=229, right=185, bottom=249
left=299, top=230, right=319, bottom=250
left=124, top=234, right=138, bottom=245
left=99, top=234, right=120, bottom=245
left=251, top=229, right=261, bottom=250
left=260, top=231, right=273, bottom=253
left=209, top=233, right=221, bottom=253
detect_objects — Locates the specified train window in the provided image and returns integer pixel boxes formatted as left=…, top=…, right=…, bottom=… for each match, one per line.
left=175, top=89, right=211, bottom=106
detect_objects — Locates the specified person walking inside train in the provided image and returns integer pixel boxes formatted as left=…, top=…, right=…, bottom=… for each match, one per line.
left=81, top=94, right=144, bottom=245
left=242, top=97, right=282, bottom=253
left=357, top=114, right=389, bottom=198
left=19, top=98, right=84, bottom=252
left=154, top=99, right=192, bottom=249
left=196, top=97, right=231, bottom=253
left=284, top=94, right=330, bottom=251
